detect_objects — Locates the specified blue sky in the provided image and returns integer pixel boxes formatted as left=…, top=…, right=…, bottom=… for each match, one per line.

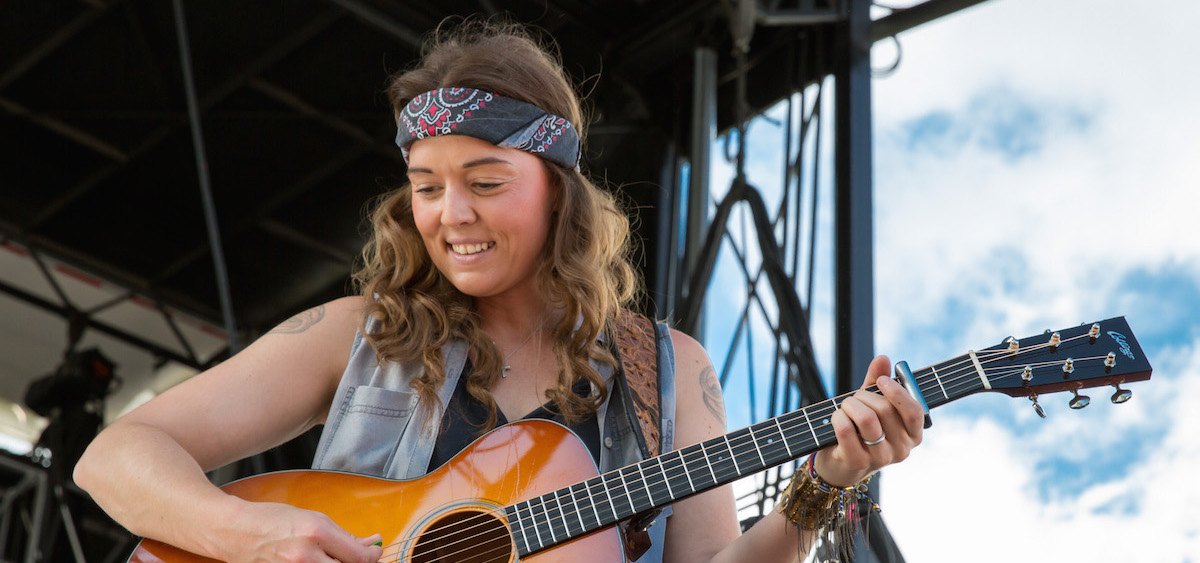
left=703, top=0, right=1200, bottom=560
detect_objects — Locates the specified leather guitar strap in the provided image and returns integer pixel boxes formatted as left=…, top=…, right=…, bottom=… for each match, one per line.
left=612, top=308, right=662, bottom=561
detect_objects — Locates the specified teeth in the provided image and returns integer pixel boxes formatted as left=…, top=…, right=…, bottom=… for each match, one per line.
left=451, top=242, right=492, bottom=255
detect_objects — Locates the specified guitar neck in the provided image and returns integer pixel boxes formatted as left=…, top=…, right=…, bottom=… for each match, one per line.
left=506, top=316, right=1151, bottom=557
left=505, top=384, right=951, bottom=557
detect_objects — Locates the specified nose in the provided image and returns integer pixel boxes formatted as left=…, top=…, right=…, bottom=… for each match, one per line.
left=441, top=184, right=476, bottom=226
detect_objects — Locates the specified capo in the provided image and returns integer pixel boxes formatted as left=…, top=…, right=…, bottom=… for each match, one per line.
left=893, top=361, right=933, bottom=429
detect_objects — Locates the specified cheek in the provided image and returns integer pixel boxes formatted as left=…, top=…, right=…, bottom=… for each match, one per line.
left=410, top=200, right=438, bottom=239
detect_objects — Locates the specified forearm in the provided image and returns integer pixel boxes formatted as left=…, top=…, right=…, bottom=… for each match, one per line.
left=74, top=420, right=245, bottom=558
left=708, top=510, right=813, bottom=563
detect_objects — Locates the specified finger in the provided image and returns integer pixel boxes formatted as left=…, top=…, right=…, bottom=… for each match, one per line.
left=825, top=408, right=870, bottom=485
left=875, top=375, right=926, bottom=442
left=859, top=355, right=892, bottom=390
left=325, top=530, right=383, bottom=563
left=358, top=533, right=383, bottom=547
left=837, top=396, right=885, bottom=454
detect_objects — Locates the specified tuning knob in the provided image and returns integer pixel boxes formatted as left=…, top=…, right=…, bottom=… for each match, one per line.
left=1111, top=384, right=1133, bottom=404
left=1069, top=390, right=1090, bottom=409
left=1029, top=393, right=1047, bottom=418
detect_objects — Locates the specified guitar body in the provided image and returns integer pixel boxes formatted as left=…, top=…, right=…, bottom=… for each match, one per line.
left=129, top=420, right=624, bottom=563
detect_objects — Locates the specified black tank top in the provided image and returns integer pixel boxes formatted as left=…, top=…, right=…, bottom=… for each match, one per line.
left=426, top=361, right=602, bottom=472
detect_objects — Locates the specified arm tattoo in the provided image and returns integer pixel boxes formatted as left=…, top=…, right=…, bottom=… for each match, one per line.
left=699, top=365, right=726, bottom=426
left=268, top=305, right=326, bottom=335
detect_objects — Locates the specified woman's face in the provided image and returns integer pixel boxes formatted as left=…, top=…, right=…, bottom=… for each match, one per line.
left=407, top=135, right=557, bottom=300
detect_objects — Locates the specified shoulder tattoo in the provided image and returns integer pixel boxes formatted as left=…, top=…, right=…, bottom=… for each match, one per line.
left=268, top=305, right=326, bottom=335
left=699, top=365, right=725, bottom=426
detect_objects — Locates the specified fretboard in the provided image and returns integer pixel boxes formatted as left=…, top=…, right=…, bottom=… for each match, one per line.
left=503, top=362, right=985, bottom=557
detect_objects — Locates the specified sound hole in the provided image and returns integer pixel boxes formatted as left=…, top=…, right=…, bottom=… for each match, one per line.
left=412, top=509, right=513, bottom=563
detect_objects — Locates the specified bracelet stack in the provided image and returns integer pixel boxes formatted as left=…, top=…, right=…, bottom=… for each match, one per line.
left=776, top=452, right=880, bottom=531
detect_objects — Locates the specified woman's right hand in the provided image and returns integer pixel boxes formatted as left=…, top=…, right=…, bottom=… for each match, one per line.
left=211, top=501, right=383, bottom=563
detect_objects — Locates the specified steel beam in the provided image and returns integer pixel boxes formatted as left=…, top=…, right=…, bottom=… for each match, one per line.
left=833, top=0, right=874, bottom=396
left=685, top=47, right=718, bottom=326
left=322, top=0, right=423, bottom=47
left=872, top=0, right=993, bottom=41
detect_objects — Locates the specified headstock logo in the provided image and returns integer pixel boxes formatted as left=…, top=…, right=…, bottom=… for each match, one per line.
left=1107, top=331, right=1135, bottom=360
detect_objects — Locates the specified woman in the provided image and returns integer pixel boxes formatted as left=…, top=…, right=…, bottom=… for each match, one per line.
left=74, top=21, right=924, bottom=563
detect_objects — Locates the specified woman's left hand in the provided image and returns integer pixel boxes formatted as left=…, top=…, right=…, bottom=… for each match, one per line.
left=814, top=355, right=926, bottom=487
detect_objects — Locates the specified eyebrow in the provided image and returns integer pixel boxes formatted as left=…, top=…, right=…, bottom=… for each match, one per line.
left=406, top=156, right=513, bottom=175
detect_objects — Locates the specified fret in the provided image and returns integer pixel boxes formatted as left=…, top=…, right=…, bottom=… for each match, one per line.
left=636, top=463, right=660, bottom=506
left=930, top=365, right=949, bottom=399
left=674, top=448, right=695, bottom=493
left=602, top=474, right=619, bottom=522
left=722, top=435, right=741, bottom=475
left=530, top=499, right=545, bottom=550
left=654, top=457, right=675, bottom=501
left=800, top=407, right=819, bottom=448
left=563, top=484, right=582, bottom=534
left=699, top=442, right=718, bottom=485
left=549, top=491, right=563, bottom=542
left=617, top=468, right=638, bottom=515
left=772, top=417, right=795, bottom=457
left=747, top=426, right=767, bottom=467
left=582, top=482, right=601, bottom=530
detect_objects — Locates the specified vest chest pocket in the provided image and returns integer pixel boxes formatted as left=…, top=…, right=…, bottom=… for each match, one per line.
left=315, top=385, right=417, bottom=475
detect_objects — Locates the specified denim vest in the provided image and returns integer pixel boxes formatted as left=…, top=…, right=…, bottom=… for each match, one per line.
left=313, top=319, right=677, bottom=562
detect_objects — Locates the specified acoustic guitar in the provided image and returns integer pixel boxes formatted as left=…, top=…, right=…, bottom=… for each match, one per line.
left=128, top=317, right=1152, bottom=562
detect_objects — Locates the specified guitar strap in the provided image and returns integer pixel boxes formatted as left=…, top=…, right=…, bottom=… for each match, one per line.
left=611, top=308, right=664, bottom=561
left=612, top=308, right=662, bottom=458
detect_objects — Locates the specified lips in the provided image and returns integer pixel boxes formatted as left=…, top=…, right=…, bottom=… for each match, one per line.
left=449, top=242, right=495, bottom=255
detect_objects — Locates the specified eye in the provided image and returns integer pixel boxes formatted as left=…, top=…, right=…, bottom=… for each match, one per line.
left=473, top=181, right=503, bottom=190
left=413, top=184, right=441, bottom=195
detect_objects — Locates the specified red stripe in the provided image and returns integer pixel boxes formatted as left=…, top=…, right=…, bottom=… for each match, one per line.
left=55, top=264, right=103, bottom=287
left=2, top=241, right=28, bottom=256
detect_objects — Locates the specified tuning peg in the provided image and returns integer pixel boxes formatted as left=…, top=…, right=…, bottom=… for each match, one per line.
left=1062, top=358, right=1075, bottom=379
left=1048, top=332, right=1062, bottom=352
left=1088, top=323, right=1101, bottom=343
left=1111, top=384, right=1133, bottom=404
left=1028, top=392, right=1047, bottom=418
left=1069, top=390, right=1091, bottom=409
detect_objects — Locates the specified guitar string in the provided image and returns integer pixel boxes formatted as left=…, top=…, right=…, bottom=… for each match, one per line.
left=378, top=333, right=1104, bottom=562
left=378, top=331, right=1106, bottom=561
left=381, top=341, right=1106, bottom=563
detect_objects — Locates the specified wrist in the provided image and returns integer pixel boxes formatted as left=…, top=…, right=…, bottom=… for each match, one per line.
left=191, top=492, right=256, bottom=560
left=811, top=450, right=863, bottom=488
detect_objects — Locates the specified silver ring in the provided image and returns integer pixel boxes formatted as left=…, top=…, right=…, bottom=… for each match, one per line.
left=862, top=432, right=886, bottom=446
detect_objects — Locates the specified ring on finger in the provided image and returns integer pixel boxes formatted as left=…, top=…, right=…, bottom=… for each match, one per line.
left=862, top=431, right=886, bottom=446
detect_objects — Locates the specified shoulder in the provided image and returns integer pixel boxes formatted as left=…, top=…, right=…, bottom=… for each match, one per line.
left=263, top=296, right=367, bottom=339
left=668, top=328, right=710, bottom=373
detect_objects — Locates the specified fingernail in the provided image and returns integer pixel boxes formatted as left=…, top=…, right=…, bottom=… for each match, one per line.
left=372, top=540, right=383, bottom=546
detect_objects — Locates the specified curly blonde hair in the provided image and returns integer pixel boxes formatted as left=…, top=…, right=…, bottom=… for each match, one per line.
left=354, top=20, right=639, bottom=429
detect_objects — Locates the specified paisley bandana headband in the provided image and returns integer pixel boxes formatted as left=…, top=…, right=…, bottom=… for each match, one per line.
left=395, top=87, right=581, bottom=169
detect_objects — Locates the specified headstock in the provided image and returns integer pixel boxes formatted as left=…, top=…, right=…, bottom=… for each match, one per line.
left=962, top=317, right=1152, bottom=414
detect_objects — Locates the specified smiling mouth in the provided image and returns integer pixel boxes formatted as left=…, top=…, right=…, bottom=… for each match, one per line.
left=450, top=242, right=495, bottom=256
